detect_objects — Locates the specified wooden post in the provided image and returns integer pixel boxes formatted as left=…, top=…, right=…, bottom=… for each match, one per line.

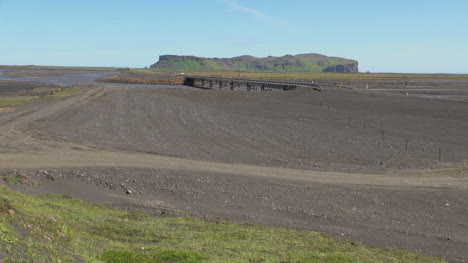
left=405, top=80, right=409, bottom=96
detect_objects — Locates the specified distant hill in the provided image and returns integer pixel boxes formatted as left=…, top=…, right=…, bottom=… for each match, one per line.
left=150, top=53, right=359, bottom=73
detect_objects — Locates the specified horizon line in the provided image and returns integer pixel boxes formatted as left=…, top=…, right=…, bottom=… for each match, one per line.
left=0, top=64, right=467, bottom=75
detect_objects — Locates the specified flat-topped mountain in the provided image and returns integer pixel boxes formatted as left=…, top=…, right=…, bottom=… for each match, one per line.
left=150, top=53, right=359, bottom=73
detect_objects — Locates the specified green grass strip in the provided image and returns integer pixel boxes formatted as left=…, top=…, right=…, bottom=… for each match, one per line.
left=0, top=185, right=444, bottom=262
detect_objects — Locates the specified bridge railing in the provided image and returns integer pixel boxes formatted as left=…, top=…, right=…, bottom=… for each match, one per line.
left=184, top=76, right=322, bottom=91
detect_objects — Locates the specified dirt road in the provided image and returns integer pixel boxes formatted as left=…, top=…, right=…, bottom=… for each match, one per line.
left=1, top=81, right=467, bottom=262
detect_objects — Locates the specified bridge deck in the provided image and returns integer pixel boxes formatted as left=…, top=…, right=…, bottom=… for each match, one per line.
left=184, top=76, right=323, bottom=91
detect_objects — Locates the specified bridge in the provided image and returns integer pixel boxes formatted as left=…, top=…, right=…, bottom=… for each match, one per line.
left=184, top=76, right=323, bottom=91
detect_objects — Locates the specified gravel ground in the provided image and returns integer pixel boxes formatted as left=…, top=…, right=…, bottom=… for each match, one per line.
left=2, top=167, right=467, bottom=262
left=1, top=70, right=468, bottom=262
left=27, top=86, right=468, bottom=174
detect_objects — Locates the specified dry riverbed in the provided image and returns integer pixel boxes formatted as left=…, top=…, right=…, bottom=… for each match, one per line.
left=1, top=69, right=467, bottom=262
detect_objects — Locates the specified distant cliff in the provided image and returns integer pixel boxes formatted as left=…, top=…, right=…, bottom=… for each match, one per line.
left=150, top=53, right=358, bottom=73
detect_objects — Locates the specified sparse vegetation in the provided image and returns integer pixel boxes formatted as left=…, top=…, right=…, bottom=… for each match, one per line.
left=0, top=185, right=443, bottom=262
left=131, top=68, right=468, bottom=80
left=47, top=86, right=80, bottom=98
left=0, top=97, right=30, bottom=107
left=2, top=173, right=36, bottom=186
left=0, top=86, right=79, bottom=107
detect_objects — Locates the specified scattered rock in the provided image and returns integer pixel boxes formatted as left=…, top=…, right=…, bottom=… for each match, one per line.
left=46, top=174, right=55, bottom=181
left=16, top=173, right=30, bottom=184
left=126, top=189, right=133, bottom=195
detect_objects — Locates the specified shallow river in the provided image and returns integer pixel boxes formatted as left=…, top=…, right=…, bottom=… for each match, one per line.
left=0, top=69, right=187, bottom=89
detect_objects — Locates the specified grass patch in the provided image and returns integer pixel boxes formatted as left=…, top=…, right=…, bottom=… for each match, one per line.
left=3, top=176, right=22, bottom=185
left=47, top=86, right=79, bottom=97
left=0, top=96, right=31, bottom=107
left=0, top=87, right=79, bottom=108
left=1, top=172, right=36, bottom=186
left=101, top=250, right=206, bottom=263
left=0, top=185, right=444, bottom=262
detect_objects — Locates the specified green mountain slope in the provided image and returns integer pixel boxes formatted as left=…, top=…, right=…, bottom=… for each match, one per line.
left=150, top=53, right=359, bottom=73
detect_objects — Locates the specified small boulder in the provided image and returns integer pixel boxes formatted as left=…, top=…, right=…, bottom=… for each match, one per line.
left=46, top=174, right=55, bottom=181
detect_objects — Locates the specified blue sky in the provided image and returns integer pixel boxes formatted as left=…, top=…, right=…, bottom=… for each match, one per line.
left=0, top=0, right=467, bottom=73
